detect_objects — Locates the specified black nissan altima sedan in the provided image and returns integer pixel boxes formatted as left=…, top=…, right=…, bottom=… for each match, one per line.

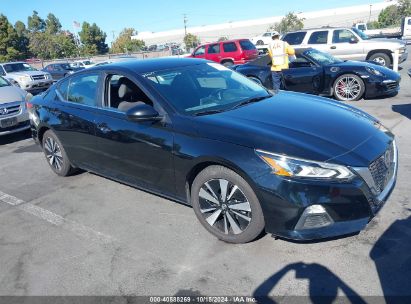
left=234, top=48, right=401, bottom=102
left=28, top=58, right=398, bottom=243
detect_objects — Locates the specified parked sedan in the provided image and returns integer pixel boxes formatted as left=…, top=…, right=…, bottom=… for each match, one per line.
left=0, top=76, right=31, bottom=136
left=234, top=48, right=401, bottom=101
left=28, top=58, right=397, bottom=243
left=43, top=63, right=80, bottom=80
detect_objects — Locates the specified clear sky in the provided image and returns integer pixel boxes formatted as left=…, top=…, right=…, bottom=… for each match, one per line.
left=1, top=0, right=383, bottom=43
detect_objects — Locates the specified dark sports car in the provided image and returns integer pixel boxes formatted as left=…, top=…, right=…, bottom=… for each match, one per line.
left=234, top=48, right=401, bottom=101
left=28, top=58, right=397, bottom=243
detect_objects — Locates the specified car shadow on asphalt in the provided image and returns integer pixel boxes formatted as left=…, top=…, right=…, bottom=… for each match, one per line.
left=0, top=129, right=32, bottom=145
left=253, top=216, right=411, bottom=303
left=392, top=104, right=411, bottom=119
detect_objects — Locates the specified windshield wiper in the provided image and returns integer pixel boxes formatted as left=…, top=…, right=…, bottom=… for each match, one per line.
left=194, top=109, right=226, bottom=116
left=230, top=95, right=271, bottom=110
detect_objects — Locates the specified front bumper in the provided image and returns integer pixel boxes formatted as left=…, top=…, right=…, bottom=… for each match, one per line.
left=254, top=141, right=398, bottom=240
left=364, top=77, right=401, bottom=98
left=18, top=79, right=53, bottom=93
left=0, top=102, right=30, bottom=136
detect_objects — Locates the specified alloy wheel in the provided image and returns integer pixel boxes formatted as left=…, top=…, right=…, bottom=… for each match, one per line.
left=372, top=56, right=386, bottom=66
left=44, top=136, right=63, bottom=171
left=198, top=178, right=252, bottom=235
left=335, top=76, right=362, bottom=101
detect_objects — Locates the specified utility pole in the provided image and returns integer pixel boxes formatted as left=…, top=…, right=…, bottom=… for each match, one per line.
left=369, top=5, right=372, bottom=23
left=183, top=14, right=188, bottom=36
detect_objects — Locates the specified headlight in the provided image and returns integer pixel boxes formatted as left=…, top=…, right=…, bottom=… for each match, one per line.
left=256, top=150, right=355, bottom=180
left=18, top=75, right=31, bottom=82
left=399, top=48, right=405, bottom=54
left=365, top=67, right=384, bottom=77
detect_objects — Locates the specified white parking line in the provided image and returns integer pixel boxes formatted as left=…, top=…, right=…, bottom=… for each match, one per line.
left=0, top=190, right=114, bottom=245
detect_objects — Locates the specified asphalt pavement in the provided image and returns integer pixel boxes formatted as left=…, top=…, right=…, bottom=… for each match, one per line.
left=0, top=50, right=411, bottom=300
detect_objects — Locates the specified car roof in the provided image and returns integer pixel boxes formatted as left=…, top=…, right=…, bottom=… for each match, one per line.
left=0, top=62, right=26, bottom=65
left=285, top=27, right=350, bottom=34
left=89, top=57, right=209, bottom=74
left=199, top=38, right=250, bottom=47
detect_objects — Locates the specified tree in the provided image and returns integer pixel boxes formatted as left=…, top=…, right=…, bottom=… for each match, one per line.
left=377, top=0, right=411, bottom=28
left=184, top=33, right=200, bottom=51
left=0, top=14, right=21, bottom=61
left=14, top=21, right=30, bottom=59
left=110, top=28, right=145, bottom=53
left=79, top=22, right=108, bottom=55
left=268, top=12, right=305, bottom=34
left=27, top=11, right=45, bottom=32
left=45, top=13, right=62, bottom=35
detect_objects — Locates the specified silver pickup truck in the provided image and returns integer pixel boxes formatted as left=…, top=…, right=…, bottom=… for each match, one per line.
left=282, top=27, right=408, bottom=67
left=0, top=62, right=53, bottom=94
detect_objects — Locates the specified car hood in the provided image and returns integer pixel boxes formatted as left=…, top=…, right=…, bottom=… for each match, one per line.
left=193, top=92, right=392, bottom=167
left=363, top=38, right=405, bottom=47
left=0, top=86, right=25, bottom=103
left=8, top=71, right=48, bottom=77
left=331, top=60, right=400, bottom=79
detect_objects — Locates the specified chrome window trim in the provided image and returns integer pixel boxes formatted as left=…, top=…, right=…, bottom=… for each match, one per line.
left=352, top=140, right=397, bottom=202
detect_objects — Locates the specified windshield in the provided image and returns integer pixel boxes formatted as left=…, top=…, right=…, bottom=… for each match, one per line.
left=0, top=76, right=11, bottom=87
left=3, top=63, right=37, bottom=73
left=142, top=63, right=270, bottom=115
left=352, top=28, right=369, bottom=40
left=304, top=49, right=343, bottom=65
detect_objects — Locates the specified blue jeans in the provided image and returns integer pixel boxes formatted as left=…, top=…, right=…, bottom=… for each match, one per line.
left=271, top=71, right=282, bottom=92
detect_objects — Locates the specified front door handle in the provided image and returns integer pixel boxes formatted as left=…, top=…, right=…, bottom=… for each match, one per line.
left=330, top=46, right=337, bottom=49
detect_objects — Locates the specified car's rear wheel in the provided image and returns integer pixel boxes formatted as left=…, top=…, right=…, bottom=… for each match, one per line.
left=42, top=130, right=75, bottom=176
left=221, top=60, right=234, bottom=67
left=333, top=74, right=365, bottom=101
left=368, top=53, right=391, bottom=67
left=191, top=165, right=265, bottom=243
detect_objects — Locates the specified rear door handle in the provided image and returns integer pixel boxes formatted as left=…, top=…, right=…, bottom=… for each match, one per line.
left=330, top=46, right=336, bottom=49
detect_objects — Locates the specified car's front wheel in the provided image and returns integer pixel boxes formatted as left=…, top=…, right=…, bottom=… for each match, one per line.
left=368, top=52, right=391, bottom=67
left=42, top=130, right=75, bottom=176
left=333, top=74, right=365, bottom=101
left=191, top=165, right=265, bottom=243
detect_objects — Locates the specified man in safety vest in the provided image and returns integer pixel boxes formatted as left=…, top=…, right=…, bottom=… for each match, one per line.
left=267, top=32, right=295, bottom=92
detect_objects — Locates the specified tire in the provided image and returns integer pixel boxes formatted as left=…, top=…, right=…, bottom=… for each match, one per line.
left=42, top=130, right=75, bottom=176
left=333, top=74, right=365, bottom=101
left=368, top=52, right=391, bottom=67
left=247, top=76, right=263, bottom=86
left=221, top=60, right=234, bottom=67
left=191, top=165, right=265, bottom=243
left=256, top=40, right=264, bottom=45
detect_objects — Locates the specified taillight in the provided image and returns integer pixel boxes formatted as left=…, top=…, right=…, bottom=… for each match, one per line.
left=26, top=101, right=33, bottom=110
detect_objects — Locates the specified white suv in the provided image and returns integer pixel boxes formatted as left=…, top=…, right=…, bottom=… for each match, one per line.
left=282, top=27, right=408, bottom=67
left=0, top=62, right=53, bottom=93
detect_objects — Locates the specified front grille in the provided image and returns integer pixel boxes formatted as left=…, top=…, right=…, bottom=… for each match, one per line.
left=369, top=143, right=395, bottom=193
left=31, top=75, right=46, bottom=80
left=385, top=82, right=398, bottom=90
left=0, top=103, right=21, bottom=117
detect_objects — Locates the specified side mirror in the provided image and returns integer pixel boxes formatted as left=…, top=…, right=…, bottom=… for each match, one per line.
left=349, top=37, right=358, bottom=44
left=126, top=103, right=162, bottom=122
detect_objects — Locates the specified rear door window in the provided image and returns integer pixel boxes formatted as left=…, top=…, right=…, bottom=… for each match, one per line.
left=57, top=73, right=100, bottom=106
left=208, top=44, right=220, bottom=54
left=223, top=42, right=238, bottom=52
left=308, top=31, right=328, bottom=44
left=67, top=73, right=99, bottom=106
left=282, top=32, right=307, bottom=45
